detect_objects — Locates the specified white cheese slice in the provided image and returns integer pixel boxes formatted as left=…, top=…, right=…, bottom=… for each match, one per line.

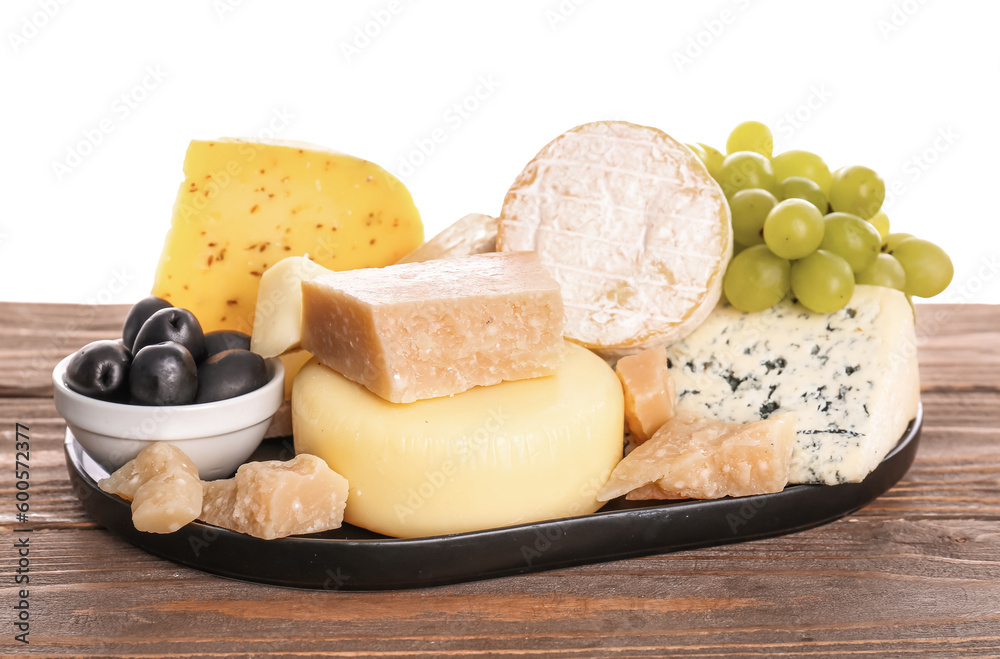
left=663, top=285, right=920, bottom=484
left=249, top=256, right=331, bottom=359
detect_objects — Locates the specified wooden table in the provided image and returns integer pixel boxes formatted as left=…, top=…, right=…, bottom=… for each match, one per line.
left=2, top=302, right=998, bottom=658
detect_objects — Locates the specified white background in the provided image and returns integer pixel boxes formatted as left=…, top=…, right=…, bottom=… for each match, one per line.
left=2, top=0, right=998, bottom=305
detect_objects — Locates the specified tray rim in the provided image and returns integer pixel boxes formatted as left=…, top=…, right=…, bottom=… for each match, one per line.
left=64, top=404, right=923, bottom=590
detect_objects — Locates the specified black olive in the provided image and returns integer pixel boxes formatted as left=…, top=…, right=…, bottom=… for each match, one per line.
left=122, top=296, right=172, bottom=352
left=129, top=342, right=198, bottom=406
left=195, top=349, right=269, bottom=404
left=203, top=330, right=251, bottom=359
left=64, top=340, right=132, bottom=402
left=132, top=307, right=206, bottom=362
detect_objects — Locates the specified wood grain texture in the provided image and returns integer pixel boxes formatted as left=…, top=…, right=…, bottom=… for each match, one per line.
left=1, top=302, right=998, bottom=658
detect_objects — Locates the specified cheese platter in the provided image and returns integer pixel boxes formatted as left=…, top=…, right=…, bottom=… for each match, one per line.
left=66, top=407, right=920, bottom=590
left=56, top=118, right=949, bottom=590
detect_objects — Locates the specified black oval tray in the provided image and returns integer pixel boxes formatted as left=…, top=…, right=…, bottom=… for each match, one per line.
left=65, top=405, right=921, bottom=591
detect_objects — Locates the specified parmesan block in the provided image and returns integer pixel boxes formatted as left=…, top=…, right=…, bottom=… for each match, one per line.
left=396, top=213, right=498, bottom=263
left=151, top=138, right=423, bottom=333
left=664, top=285, right=921, bottom=484
left=598, top=412, right=797, bottom=501
left=99, top=443, right=202, bottom=534
left=293, top=341, right=624, bottom=538
left=199, top=454, right=348, bottom=540
left=300, top=251, right=565, bottom=403
left=616, top=346, right=677, bottom=444
left=498, top=121, right=732, bottom=358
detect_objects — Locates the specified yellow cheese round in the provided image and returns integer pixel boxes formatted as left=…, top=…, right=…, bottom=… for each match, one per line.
left=498, top=121, right=732, bottom=358
left=292, top=342, right=624, bottom=538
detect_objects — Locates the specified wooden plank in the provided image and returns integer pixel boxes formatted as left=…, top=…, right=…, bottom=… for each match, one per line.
left=0, top=303, right=127, bottom=398
left=915, top=304, right=1000, bottom=391
left=2, top=520, right=999, bottom=657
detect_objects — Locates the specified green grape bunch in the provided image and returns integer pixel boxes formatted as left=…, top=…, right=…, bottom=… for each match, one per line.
left=688, top=120, right=954, bottom=314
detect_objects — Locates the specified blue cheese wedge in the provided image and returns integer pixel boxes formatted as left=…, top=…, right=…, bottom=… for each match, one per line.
left=663, top=285, right=919, bottom=485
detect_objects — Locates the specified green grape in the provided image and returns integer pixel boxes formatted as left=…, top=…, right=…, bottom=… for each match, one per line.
left=732, top=241, right=748, bottom=257
left=762, top=199, right=825, bottom=260
left=855, top=253, right=906, bottom=291
left=726, top=121, right=773, bottom=158
left=723, top=245, right=791, bottom=312
left=687, top=143, right=707, bottom=160
left=698, top=143, right=725, bottom=181
left=730, top=188, right=777, bottom=246
left=790, top=250, right=856, bottom=313
left=868, top=210, right=890, bottom=241
left=828, top=165, right=886, bottom=220
left=771, top=150, right=832, bottom=194
left=718, top=151, right=777, bottom=197
left=819, top=212, right=881, bottom=273
left=778, top=176, right=828, bottom=213
left=890, top=238, right=954, bottom=298
left=882, top=232, right=914, bottom=253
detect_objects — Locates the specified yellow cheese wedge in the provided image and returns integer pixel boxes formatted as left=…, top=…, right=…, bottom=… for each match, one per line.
left=151, top=138, right=423, bottom=333
left=292, top=341, right=624, bottom=538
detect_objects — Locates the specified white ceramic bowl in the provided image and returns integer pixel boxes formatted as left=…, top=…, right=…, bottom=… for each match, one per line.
left=52, top=353, right=284, bottom=480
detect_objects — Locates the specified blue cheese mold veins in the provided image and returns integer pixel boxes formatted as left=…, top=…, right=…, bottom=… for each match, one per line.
left=663, top=285, right=920, bottom=485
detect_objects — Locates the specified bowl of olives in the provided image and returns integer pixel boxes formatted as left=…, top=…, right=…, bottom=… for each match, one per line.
left=52, top=296, right=285, bottom=480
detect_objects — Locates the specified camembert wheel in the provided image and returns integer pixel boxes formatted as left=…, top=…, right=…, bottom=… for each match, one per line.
left=498, top=121, right=732, bottom=357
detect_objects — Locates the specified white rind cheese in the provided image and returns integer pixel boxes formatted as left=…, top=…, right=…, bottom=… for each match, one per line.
left=663, top=285, right=919, bottom=485
left=498, top=121, right=732, bottom=358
